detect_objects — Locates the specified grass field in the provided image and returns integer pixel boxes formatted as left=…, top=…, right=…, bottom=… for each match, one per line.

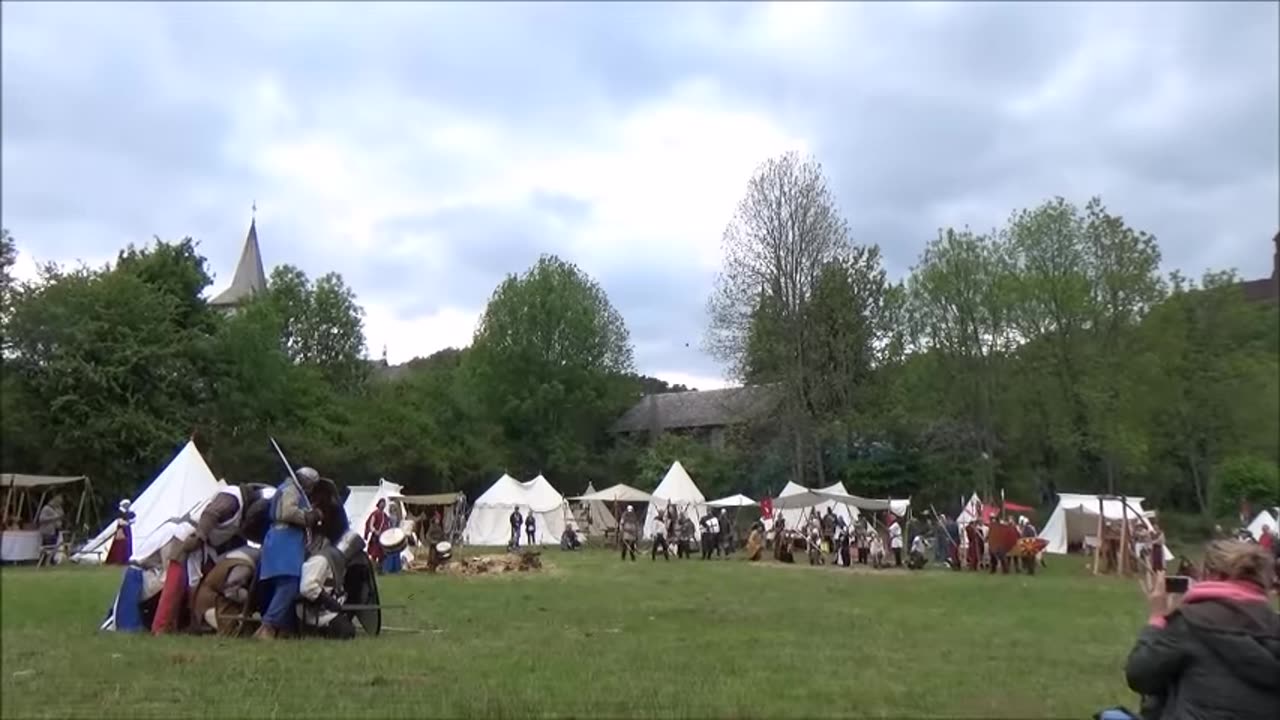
left=1, top=549, right=1148, bottom=718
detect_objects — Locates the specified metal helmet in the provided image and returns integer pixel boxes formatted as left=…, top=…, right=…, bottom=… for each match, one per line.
left=335, top=530, right=366, bottom=562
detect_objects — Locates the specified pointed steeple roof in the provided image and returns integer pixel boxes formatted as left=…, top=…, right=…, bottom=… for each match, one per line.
left=210, top=218, right=267, bottom=306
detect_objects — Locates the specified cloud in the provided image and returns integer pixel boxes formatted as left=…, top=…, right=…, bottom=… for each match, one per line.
left=3, top=1, right=1276, bottom=388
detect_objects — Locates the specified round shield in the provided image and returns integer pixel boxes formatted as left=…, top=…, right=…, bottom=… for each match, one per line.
left=379, top=528, right=408, bottom=553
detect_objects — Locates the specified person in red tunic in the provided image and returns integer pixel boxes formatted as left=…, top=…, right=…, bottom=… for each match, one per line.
left=964, top=521, right=982, bottom=571
left=105, top=500, right=135, bottom=565
left=363, top=499, right=390, bottom=569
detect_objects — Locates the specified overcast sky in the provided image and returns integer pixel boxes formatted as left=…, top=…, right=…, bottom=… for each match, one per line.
left=3, top=2, right=1277, bottom=390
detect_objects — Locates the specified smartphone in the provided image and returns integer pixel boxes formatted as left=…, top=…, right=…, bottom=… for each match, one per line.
left=1164, top=575, right=1191, bottom=594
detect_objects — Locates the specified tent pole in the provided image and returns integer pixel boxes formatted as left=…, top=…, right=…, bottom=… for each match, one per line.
left=1, top=486, right=11, bottom=528
left=1119, top=495, right=1130, bottom=576
left=1093, top=496, right=1104, bottom=576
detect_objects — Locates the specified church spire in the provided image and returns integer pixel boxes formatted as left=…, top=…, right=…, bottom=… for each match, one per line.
left=210, top=208, right=268, bottom=307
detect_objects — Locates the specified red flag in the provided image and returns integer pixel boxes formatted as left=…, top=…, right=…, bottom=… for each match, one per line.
left=761, top=497, right=773, bottom=519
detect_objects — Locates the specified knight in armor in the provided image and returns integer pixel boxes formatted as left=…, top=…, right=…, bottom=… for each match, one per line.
left=255, top=467, right=321, bottom=640
left=191, top=546, right=261, bottom=636
left=295, top=530, right=365, bottom=640
left=179, top=483, right=274, bottom=560
left=678, top=514, right=695, bottom=559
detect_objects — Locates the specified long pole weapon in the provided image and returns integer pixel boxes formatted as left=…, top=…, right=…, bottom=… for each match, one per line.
left=269, top=437, right=312, bottom=544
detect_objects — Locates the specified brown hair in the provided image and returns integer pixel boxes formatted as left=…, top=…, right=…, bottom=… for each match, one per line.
left=1201, top=540, right=1275, bottom=589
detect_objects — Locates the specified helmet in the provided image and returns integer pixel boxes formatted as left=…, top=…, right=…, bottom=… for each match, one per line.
left=335, top=530, right=366, bottom=562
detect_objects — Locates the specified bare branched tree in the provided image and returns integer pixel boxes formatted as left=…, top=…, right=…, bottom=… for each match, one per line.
left=706, top=152, right=854, bottom=484
left=707, top=152, right=851, bottom=376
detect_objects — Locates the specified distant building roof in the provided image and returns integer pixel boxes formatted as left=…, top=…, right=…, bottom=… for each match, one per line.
left=210, top=219, right=267, bottom=306
left=611, top=384, right=781, bottom=434
left=1237, top=231, right=1278, bottom=304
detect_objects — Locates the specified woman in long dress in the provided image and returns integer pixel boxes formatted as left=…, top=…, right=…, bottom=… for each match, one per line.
left=105, top=500, right=135, bottom=565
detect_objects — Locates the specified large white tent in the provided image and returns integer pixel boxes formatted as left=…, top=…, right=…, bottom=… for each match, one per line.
left=770, top=486, right=910, bottom=517
left=73, top=440, right=222, bottom=564
left=463, top=474, right=568, bottom=546
left=766, top=481, right=857, bottom=532
left=1247, top=508, right=1278, bottom=542
left=343, top=478, right=404, bottom=535
left=643, top=461, right=706, bottom=539
left=1038, top=493, right=1173, bottom=561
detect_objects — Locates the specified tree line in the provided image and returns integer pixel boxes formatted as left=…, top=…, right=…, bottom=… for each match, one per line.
left=1, top=153, right=1276, bottom=525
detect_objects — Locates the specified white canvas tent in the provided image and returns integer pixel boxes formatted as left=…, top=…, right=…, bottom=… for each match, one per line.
left=766, top=481, right=860, bottom=532
left=1247, top=508, right=1278, bottom=542
left=956, top=493, right=983, bottom=525
left=73, top=441, right=222, bottom=564
left=574, top=483, right=652, bottom=504
left=572, top=482, right=619, bottom=536
left=770, top=485, right=910, bottom=517
left=463, top=474, right=568, bottom=546
left=643, top=461, right=706, bottom=540
left=1038, top=493, right=1173, bottom=562
left=343, top=478, right=404, bottom=535
left=707, top=493, right=757, bottom=508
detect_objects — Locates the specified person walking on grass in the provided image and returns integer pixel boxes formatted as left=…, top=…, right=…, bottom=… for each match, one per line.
left=619, top=505, right=639, bottom=561
left=651, top=510, right=670, bottom=561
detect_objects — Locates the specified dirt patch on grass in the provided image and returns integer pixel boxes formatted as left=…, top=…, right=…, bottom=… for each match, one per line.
left=414, top=551, right=552, bottom=577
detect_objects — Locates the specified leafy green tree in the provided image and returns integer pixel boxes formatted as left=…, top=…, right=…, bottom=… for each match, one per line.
left=467, top=254, right=635, bottom=483
left=1214, top=456, right=1280, bottom=516
left=3, top=261, right=200, bottom=501
left=708, top=152, right=868, bottom=485
left=0, top=229, right=18, bottom=343
left=905, top=227, right=1013, bottom=499
left=1141, top=271, right=1279, bottom=513
left=267, top=265, right=367, bottom=390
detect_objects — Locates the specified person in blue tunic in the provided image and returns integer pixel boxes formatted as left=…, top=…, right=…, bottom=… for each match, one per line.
left=255, top=467, right=320, bottom=640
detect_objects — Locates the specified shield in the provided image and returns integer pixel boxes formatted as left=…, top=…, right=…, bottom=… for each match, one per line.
left=343, top=554, right=382, bottom=636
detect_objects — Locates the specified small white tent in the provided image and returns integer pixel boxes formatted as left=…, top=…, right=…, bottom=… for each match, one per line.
left=707, top=494, right=757, bottom=508
left=956, top=493, right=983, bottom=525
left=73, top=440, right=222, bottom=564
left=343, top=478, right=404, bottom=535
left=643, top=461, right=706, bottom=539
left=575, top=483, right=652, bottom=504
left=1038, top=493, right=1173, bottom=561
left=1247, top=508, right=1278, bottom=542
left=463, top=474, right=568, bottom=546
left=571, top=482, right=620, bottom=536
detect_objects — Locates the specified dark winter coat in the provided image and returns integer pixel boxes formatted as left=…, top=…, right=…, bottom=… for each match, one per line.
left=1125, top=580, right=1280, bottom=720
